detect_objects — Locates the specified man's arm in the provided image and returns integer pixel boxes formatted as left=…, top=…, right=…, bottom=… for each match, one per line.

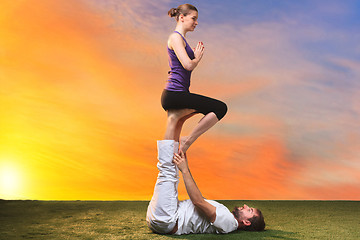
left=173, top=151, right=216, bottom=223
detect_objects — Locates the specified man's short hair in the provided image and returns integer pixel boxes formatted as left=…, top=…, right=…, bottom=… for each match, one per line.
left=243, top=209, right=265, bottom=231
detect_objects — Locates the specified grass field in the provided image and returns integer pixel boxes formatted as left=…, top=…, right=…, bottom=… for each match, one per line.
left=1, top=200, right=359, bottom=239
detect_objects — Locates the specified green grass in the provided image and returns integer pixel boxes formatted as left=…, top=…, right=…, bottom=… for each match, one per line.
left=1, top=200, right=359, bottom=239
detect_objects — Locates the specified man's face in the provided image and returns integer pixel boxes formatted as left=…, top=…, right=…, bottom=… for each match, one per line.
left=232, top=204, right=257, bottom=221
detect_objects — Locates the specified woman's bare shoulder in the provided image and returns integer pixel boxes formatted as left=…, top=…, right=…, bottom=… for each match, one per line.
left=168, top=32, right=185, bottom=49
left=169, top=32, right=183, bottom=41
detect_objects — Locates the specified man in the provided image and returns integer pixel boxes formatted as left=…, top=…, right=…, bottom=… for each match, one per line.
left=146, top=140, right=265, bottom=235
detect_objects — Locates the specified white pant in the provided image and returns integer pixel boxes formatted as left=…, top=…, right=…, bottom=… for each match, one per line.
left=146, top=140, right=179, bottom=234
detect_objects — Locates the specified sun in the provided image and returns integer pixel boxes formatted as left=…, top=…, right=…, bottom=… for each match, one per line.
left=0, top=163, right=23, bottom=199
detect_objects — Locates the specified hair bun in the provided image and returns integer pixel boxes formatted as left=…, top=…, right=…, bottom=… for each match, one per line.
left=168, top=8, right=177, bottom=17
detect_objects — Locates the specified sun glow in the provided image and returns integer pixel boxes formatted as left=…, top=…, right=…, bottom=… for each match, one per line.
left=0, top=162, right=23, bottom=199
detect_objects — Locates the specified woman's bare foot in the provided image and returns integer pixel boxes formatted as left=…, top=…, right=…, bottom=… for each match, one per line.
left=180, top=136, right=194, bottom=153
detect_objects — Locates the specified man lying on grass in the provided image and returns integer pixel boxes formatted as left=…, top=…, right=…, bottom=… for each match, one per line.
left=146, top=140, right=265, bottom=235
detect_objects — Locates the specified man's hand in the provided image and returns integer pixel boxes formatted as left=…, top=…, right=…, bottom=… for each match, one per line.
left=173, top=151, right=189, bottom=173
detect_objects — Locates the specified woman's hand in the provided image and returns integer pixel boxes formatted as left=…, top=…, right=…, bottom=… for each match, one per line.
left=173, top=151, right=189, bottom=173
left=193, top=41, right=204, bottom=62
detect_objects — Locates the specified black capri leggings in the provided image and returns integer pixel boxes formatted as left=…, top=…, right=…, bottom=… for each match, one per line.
left=161, top=90, right=227, bottom=120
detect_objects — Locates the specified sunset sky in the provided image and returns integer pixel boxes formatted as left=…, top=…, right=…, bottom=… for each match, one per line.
left=1, top=0, right=360, bottom=200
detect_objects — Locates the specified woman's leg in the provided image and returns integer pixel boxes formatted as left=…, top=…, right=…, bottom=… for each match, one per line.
left=173, top=112, right=197, bottom=142
left=180, top=112, right=219, bottom=153
left=164, top=109, right=196, bottom=141
left=178, top=93, right=227, bottom=153
left=161, top=90, right=227, bottom=153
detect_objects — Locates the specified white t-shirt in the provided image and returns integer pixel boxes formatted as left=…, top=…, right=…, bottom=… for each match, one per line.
left=175, top=199, right=238, bottom=235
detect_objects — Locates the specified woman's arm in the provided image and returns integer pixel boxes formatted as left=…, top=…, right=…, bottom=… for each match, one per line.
left=173, top=151, right=216, bottom=223
left=168, top=33, right=204, bottom=71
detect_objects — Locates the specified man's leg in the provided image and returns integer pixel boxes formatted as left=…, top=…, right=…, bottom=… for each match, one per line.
left=146, top=140, right=179, bottom=234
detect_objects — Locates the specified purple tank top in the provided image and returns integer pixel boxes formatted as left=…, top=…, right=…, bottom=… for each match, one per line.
left=165, top=31, right=195, bottom=92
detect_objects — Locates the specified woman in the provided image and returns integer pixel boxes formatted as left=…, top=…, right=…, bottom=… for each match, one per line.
left=162, top=4, right=227, bottom=153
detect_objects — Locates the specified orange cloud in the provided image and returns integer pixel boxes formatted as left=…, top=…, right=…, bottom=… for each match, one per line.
left=174, top=134, right=302, bottom=200
left=1, top=0, right=359, bottom=201
left=1, top=0, right=165, bottom=200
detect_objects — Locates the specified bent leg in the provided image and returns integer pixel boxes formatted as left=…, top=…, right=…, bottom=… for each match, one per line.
left=173, top=111, right=197, bottom=142
left=161, top=90, right=227, bottom=152
left=164, top=109, right=196, bottom=142
left=180, top=112, right=218, bottom=153
left=146, top=140, right=180, bottom=234
left=161, top=90, right=227, bottom=121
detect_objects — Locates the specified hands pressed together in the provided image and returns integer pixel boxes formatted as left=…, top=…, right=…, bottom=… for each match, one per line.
left=193, top=41, right=204, bottom=61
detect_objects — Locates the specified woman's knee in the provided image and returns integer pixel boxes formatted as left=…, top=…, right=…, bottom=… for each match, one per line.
left=215, top=101, right=227, bottom=120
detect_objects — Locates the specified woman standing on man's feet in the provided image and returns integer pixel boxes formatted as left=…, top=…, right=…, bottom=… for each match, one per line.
left=161, top=3, right=227, bottom=153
